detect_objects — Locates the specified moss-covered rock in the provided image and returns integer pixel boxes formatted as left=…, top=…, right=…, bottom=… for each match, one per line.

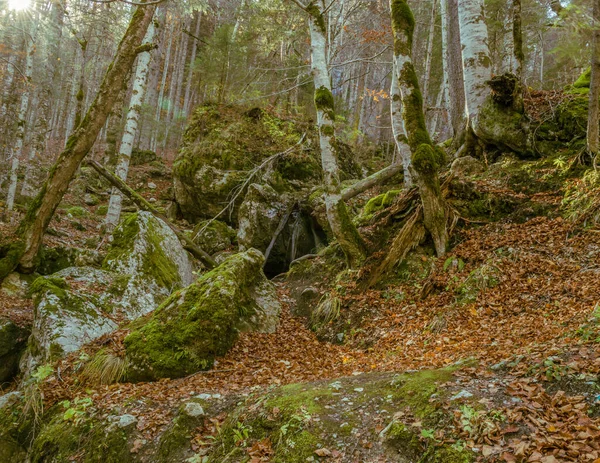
left=103, top=211, right=194, bottom=318
left=206, top=368, right=474, bottom=462
left=173, top=104, right=325, bottom=223
left=21, top=268, right=120, bottom=374
left=0, top=392, right=29, bottom=462
left=124, top=249, right=281, bottom=381
left=0, top=319, right=30, bottom=384
left=192, top=219, right=237, bottom=255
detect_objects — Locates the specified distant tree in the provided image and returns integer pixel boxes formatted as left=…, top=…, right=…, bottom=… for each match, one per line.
left=588, top=0, right=600, bottom=161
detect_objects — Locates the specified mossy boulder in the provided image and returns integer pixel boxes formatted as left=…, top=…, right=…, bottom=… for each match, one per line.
left=103, top=211, right=194, bottom=318
left=124, top=249, right=281, bottom=381
left=21, top=268, right=120, bottom=374
left=238, top=184, right=289, bottom=254
left=131, top=148, right=157, bottom=166
left=0, top=272, right=35, bottom=298
left=0, top=319, right=29, bottom=384
left=0, top=392, right=29, bottom=462
left=450, top=156, right=485, bottom=177
left=206, top=368, right=474, bottom=462
left=38, top=245, right=102, bottom=275
left=192, top=219, right=237, bottom=255
left=172, top=104, right=353, bottom=224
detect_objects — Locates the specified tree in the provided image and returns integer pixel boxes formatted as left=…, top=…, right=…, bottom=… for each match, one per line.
left=106, top=12, right=159, bottom=230
left=0, top=2, right=158, bottom=279
left=457, top=0, right=492, bottom=144
left=391, top=0, right=447, bottom=256
left=588, top=0, right=600, bottom=160
left=289, top=0, right=366, bottom=267
left=390, top=59, right=412, bottom=186
left=440, top=0, right=466, bottom=146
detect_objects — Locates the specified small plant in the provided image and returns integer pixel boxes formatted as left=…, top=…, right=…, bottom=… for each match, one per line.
left=232, top=421, right=251, bottom=447
left=311, top=293, right=341, bottom=330
left=456, top=405, right=502, bottom=442
left=80, top=349, right=127, bottom=385
left=22, top=364, right=54, bottom=426
left=60, top=397, right=94, bottom=425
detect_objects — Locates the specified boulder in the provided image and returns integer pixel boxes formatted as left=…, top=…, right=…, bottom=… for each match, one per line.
left=192, top=219, right=237, bottom=255
left=0, top=319, right=29, bottom=383
left=450, top=156, right=486, bottom=177
left=237, top=184, right=290, bottom=253
left=103, top=211, right=194, bottom=318
left=0, top=273, right=33, bottom=298
left=21, top=268, right=120, bottom=372
left=124, top=249, right=280, bottom=381
left=172, top=104, right=324, bottom=223
left=174, top=165, right=247, bottom=223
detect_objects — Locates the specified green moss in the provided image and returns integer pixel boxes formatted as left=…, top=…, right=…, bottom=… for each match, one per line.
left=0, top=396, right=32, bottom=462
left=38, top=246, right=76, bottom=275
left=29, top=276, right=68, bottom=301
left=305, top=2, right=326, bottom=33
left=573, top=67, right=591, bottom=89
left=103, top=213, right=180, bottom=290
left=66, top=206, right=88, bottom=218
left=362, top=190, right=401, bottom=218
left=314, top=86, right=335, bottom=121
left=391, top=0, right=415, bottom=56
left=124, top=250, right=270, bottom=381
left=96, top=205, right=108, bottom=216
left=0, top=242, right=25, bottom=281
left=29, top=407, right=135, bottom=463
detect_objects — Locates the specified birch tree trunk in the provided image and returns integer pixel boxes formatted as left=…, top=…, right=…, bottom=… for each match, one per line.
left=422, top=0, right=437, bottom=108
left=457, top=0, right=492, bottom=139
left=5, top=16, right=38, bottom=216
left=588, top=0, right=600, bottom=157
left=390, top=60, right=413, bottom=186
left=106, top=14, right=158, bottom=230
left=306, top=2, right=366, bottom=267
left=183, top=12, right=202, bottom=118
left=441, top=0, right=466, bottom=146
left=4, top=4, right=158, bottom=276
left=391, top=0, right=447, bottom=256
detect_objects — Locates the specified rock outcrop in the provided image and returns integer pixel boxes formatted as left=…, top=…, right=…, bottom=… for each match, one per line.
left=124, top=248, right=281, bottom=381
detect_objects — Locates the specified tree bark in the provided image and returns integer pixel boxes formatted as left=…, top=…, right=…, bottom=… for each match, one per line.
left=588, top=0, right=600, bottom=157
left=306, top=1, right=366, bottom=267
left=106, top=15, right=158, bottom=230
left=457, top=0, right=492, bottom=139
left=12, top=4, right=158, bottom=274
left=390, top=60, right=412, bottom=186
left=341, top=164, right=403, bottom=201
left=5, top=15, right=38, bottom=216
left=441, top=0, right=466, bottom=146
left=512, top=0, right=524, bottom=86
left=391, top=0, right=447, bottom=257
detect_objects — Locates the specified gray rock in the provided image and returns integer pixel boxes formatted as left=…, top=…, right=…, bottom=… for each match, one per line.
left=451, top=156, right=485, bottom=177
left=103, top=211, right=194, bottom=318
left=183, top=402, right=205, bottom=417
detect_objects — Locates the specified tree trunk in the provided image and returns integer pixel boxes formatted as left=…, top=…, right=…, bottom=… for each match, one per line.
left=441, top=0, right=466, bottom=147
left=306, top=2, right=366, bottom=267
left=391, top=0, right=447, bottom=257
left=11, top=4, right=157, bottom=274
left=106, top=14, right=158, bottom=230
left=183, top=12, right=202, bottom=118
left=588, top=0, right=600, bottom=157
left=457, top=0, right=492, bottom=139
left=422, top=0, right=437, bottom=107
left=87, top=160, right=216, bottom=269
left=390, top=60, right=412, bottom=186
left=5, top=16, right=38, bottom=216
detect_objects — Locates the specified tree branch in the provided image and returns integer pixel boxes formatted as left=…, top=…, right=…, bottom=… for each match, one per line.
left=86, top=160, right=217, bottom=269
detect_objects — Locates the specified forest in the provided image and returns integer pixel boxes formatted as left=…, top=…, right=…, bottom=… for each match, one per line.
left=0, top=0, right=600, bottom=461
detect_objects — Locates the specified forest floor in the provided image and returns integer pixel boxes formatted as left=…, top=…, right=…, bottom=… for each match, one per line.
left=1, top=160, right=600, bottom=461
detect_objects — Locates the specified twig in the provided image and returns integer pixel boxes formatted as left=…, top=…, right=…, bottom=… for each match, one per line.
left=193, top=134, right=306, bottom=241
